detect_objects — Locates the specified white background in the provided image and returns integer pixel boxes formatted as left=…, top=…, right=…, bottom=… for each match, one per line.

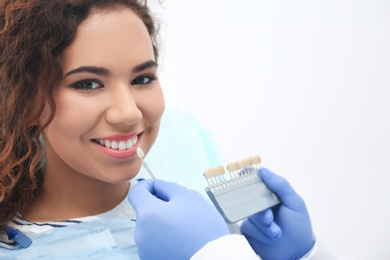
left=152, top=1, right=390, bottom=259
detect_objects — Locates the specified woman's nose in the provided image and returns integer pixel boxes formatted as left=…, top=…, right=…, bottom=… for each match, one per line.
left=105, top=89, right=142, bottom=125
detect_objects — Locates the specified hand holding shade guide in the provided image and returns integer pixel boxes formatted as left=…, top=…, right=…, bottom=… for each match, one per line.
left=203, top=156, right=280, bottom=224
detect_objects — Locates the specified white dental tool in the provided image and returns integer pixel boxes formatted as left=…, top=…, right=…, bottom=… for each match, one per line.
left=136, top=147, right=156, bottom=180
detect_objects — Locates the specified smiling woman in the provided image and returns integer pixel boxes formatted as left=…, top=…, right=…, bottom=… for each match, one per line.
left=41, top=7, right=163, bottom=185
left=0, top=1, right=164, bottom=225
left=0, top=0, right=160, bottom=223
left=0, top=0, right=334, bottom=259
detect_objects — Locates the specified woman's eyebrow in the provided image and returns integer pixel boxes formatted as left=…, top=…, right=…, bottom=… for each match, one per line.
left=132, top=60, right=158, bottom=73
left=63, top=66, right=109, bottom=78
left=63, top=60, right=158, bottom=78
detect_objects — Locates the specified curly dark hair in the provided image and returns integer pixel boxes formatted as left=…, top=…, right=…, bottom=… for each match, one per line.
left=0, top=0, right=159, bottom=225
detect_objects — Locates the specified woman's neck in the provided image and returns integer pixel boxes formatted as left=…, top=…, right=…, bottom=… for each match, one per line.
left=22, top=169, right=131, bottom=222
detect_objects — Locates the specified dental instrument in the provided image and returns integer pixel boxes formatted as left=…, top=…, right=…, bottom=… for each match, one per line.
left=203, top=156, right=280, bottom=224
left=136, top=147, right=156, bottom=180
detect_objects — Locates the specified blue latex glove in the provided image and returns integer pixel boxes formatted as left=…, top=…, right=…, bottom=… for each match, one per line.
left=128, top=179, right=230, bottom=260
left=240, top=168, right=315, bottom=260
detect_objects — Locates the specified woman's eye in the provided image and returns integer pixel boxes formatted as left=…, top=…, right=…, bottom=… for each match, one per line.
left=70, top=80, right=103, bottom=91
left=131, top=75, right=157, bottom=86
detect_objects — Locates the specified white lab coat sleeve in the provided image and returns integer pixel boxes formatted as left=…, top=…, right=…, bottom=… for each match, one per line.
left=191, top=235, right=337, bottom=260
left=190, top=234, right=260, bottom=260
left=300, top=239, right=338, bottom=260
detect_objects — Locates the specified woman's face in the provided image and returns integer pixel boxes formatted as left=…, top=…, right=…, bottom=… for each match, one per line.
left=40, top=7, right=164, bottom=184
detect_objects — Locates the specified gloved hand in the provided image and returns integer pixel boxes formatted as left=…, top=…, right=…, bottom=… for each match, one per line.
left=240, top=168, right=315, bottom=260
left=128, top=179, right=230, bottom=260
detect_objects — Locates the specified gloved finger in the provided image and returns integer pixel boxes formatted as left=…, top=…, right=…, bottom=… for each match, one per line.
left=258, top=167, right=306, bottom=211
left=153, top=179, right=193, bottom=202
left=240, top=216, right=281, bottom=244
left=127, top=179, right=158, bottom=211
left=252, top=208, right=274, bottom=226
left=244, top=209, right=281, bottom=239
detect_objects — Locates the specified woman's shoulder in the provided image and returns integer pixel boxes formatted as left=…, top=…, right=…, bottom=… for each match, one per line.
left=0, top=213, right=84, bottom=249
left=0, top=191, right=136, bottom=250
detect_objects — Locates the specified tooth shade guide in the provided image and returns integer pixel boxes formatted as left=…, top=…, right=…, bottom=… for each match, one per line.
left=203, top=165, right=226, bottom=187
left=203, top=154, right=280, bottom=223
left=203, top=155, right=262, bottom=188
left=136, top=147, right=156, bottom=180
left=136, top=147, right=145, bottom=158
left=251, top=155, right=261, bottom=165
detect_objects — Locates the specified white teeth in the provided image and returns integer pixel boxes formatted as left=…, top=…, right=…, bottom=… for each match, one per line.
left=118, top=141, right=126, bottom=151
left=97, top=135, right=138, bottom=151
left=111, top=140, right=118, bottom=149
left=126, top=139, right=133, bottom=149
